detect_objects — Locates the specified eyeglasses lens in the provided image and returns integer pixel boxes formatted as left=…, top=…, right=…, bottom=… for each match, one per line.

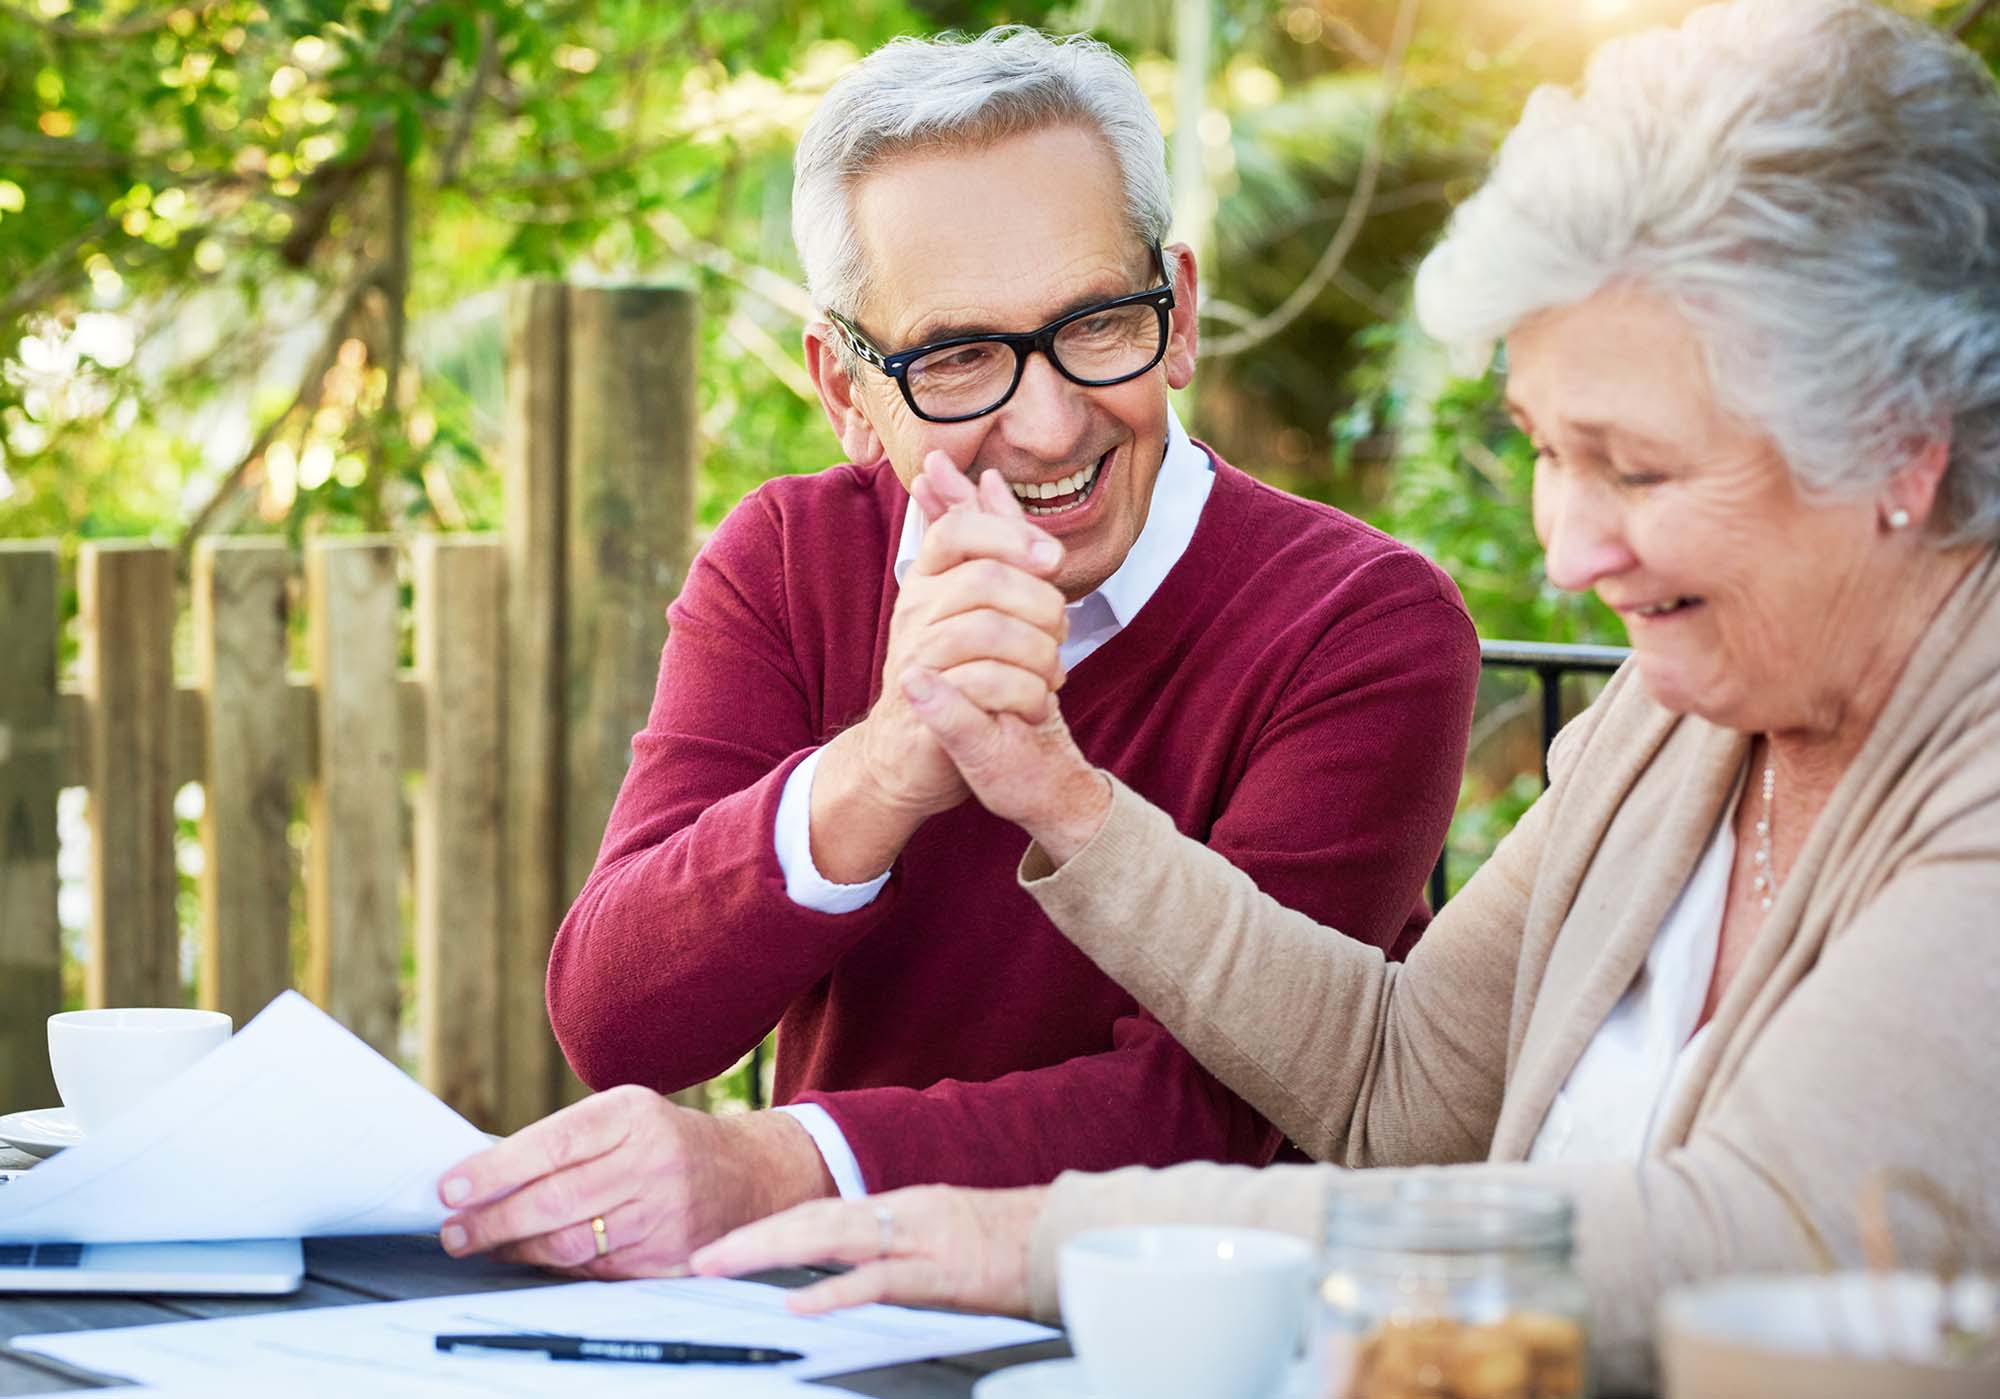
left=903, top=303, right=1163, bottom=419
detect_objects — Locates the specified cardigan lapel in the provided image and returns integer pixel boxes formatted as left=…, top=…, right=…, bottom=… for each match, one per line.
left=1661, top=548, right=2000, bottom=1143
left=1489, top=716, right=1747, bottom=1162
left=1505, top=549, right=2000, bottom=1160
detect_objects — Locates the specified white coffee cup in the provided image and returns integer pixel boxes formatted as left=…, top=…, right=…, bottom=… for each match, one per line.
left=1059, top=1225, right=1316, bottom=1399
left=47, top=1008, right=233, bottom=1135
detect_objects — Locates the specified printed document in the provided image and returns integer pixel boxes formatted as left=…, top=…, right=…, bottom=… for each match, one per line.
left=0, top=991, right=487, bottom=1243
left=12, top=1275, right=1058, bottom=1393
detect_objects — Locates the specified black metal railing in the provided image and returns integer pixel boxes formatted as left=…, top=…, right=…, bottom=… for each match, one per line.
left=1427, top=639, right=1630, bottom=910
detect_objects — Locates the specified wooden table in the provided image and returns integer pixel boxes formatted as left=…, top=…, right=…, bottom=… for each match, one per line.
left=0, top=1149, right=1067, bottom=1398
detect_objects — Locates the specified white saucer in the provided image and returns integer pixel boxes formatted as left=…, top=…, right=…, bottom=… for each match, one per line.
left=973, top=1358, right=1317, bottom=1399
left=973, top=1359, right=1098, bottom=1399
left=0, top=1106, right=85, bottom=1159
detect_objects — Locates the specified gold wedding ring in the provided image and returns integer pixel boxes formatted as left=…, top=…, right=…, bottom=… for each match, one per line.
left=874, top=1204, right=894, bottom=1260
left=590, top=1214, right=610, bottom=1259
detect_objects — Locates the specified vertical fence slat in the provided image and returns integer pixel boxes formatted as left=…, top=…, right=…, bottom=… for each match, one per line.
left=565, top=286, right=700, bottom=1106
left=414, top=536, right=505, bottom=1130
left=193, top=538, right=294, bottom=1029
left=80, top=543, right=179, bottom=1008
left=305, top=537, right=402, bottom=1059
left=0, top=544, right=62, bottom=1110
left=500, top=281, right=570, bottom=1129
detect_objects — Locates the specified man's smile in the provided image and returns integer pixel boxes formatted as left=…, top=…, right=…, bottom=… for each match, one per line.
left=1006, top=450, right=1109, bottom=516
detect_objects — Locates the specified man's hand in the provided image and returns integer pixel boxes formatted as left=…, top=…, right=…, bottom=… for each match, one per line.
left=691, top=1183, right=1049, bottom=1318
left=436, top=1088, right=834, bottom=1277
left=807, top=452, right=1069, bottom=882
left=891, top=453, right=1113, bottom=866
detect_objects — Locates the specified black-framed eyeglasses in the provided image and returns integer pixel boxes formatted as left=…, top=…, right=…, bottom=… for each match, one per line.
left=827, top=245, right=1176, bottom=424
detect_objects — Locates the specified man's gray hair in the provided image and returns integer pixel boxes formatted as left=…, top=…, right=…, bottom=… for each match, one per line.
left=1414, top=0, right=2000, bottom=545
left=791, top=26, right=1172, bottom=326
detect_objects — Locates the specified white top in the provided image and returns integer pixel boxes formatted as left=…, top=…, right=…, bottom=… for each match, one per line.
left=773, top=411, right=1215, bottom=1196
left=1527, top=769, right=1743, bottom=1164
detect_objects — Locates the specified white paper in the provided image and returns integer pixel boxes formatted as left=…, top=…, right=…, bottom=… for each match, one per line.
left=13, top=1275, right=1058, bottom=1393
left=0, top=991, right=488, bottom=1243
left=5, top=1375, right=812, bottom=1399
left=10, top=1372, right=815, bottom=1399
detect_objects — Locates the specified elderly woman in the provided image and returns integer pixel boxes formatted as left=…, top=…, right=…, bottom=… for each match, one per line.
left=690, top=0, right=2000, bottom=1387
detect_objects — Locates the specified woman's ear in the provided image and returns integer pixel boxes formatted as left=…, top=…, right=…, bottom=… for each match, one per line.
left=1881, top=433, right=1951, bottom=533
left=805, top=322, right=885, bottom=465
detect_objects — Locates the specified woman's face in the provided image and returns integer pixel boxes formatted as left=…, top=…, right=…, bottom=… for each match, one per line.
left=1504, top=285, right=1887, bottom=736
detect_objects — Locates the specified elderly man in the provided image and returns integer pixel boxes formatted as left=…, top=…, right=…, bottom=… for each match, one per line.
left=434, top=27, right=1478, bottom=1275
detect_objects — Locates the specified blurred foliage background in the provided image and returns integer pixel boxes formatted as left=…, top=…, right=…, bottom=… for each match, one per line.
left=4, top=0, right=1995, bottom=1032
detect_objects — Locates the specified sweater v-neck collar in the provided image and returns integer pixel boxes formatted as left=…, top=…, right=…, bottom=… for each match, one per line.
left=1057, top=449, right=1253, bottom=692
left=890, top=410, right=1215, bottom=628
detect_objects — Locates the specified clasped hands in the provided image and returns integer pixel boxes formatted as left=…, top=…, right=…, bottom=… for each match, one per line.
left=433, top=452, right=1105, bottom=1290
left=845, top=447, right=1114, bottom=862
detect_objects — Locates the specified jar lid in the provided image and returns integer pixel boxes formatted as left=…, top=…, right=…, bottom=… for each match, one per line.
left=1325, top=1177, right=1575, bottom=1255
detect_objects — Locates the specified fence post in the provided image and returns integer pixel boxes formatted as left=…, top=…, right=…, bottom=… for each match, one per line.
left=305, top=537, right=403, bottom=1060
left=0, top=544, right=62, bottom=1111
left=562, top=286, right=699, bottom=909
left=414, top=535, right=506, bottom=1130
left=193, top=538, right=294, bottom=1028
left=499, top=282, right=571, bottom=1130
left=559, top=286, right=700, bottom=1105
left=80, top=543, right=180, bottom=1008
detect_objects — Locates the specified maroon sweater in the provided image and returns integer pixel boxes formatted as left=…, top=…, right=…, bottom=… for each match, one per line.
left=547, top=451, right=1479, bottom=1191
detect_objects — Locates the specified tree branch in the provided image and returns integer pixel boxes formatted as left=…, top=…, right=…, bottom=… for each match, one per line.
left=1205, top=0, right=1420, bottom=358
left=647, top=207, right=815, bottom=321
left=1242, top=179, right=1453, bottom=255
left=0, top=214, right=115, bottom=325
left=435, top=10, right=497, bottom=190
left=1950, top=0, right=1998, bottom=36
left=3, top=0, right=224, bottom=40
left=382, top=158, right=410, bottom=413
left=175, top=263, right=387, bottom=557
left=454, top=139, right=675, bottom=197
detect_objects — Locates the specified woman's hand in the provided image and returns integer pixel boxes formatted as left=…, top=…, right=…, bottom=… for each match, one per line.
left=903, top=669, right=1112, bottom=864
left=690, top=1184, right=1050, bottom=1318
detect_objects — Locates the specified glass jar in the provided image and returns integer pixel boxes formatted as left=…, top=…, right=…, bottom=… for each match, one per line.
left=1315, top=1178, right=1592, bottom=1399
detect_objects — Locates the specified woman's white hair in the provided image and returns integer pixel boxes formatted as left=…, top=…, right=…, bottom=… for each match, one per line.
left=791, top=27, right=1171, bottom=326
left=1414, top=0, right=2000, bottom=545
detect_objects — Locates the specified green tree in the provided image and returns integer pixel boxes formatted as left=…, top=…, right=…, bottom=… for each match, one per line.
left=0, top=0, right=1060, bottom=555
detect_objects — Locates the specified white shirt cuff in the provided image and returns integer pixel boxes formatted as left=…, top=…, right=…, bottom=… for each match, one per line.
left=774, top=748, right=891, bottom=913
left=773, top=1102, right=869, bottom=1199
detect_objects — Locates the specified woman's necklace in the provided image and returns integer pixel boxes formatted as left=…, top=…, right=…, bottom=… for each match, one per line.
left=1749, top=750, right=1777, bottom=913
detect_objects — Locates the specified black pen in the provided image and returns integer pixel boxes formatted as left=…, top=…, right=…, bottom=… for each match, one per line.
left=435, top=1333, right=804, bottom=1365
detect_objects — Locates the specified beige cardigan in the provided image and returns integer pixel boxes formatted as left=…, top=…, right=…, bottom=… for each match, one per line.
left=1018, top=550, right=2000, bottom=1394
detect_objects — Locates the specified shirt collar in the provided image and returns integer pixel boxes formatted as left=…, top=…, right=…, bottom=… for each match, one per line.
left=891, top=407, right=1215, bottom=627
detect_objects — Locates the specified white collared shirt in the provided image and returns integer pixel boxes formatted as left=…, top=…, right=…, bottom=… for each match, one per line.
left=773, top=410, right=1214, bottom=1195
left=1527, top=768, right=1742, bottom=1165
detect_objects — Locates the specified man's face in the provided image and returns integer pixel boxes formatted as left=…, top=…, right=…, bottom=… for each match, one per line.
left=818, top=124, right=1198, bottom=601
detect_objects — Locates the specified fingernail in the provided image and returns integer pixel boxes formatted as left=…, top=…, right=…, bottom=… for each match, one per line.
left=441, top=1224, right=467, bottom=1253
left=1032, top=539, right=1061, bottom=568
left=441, top=1176, right=470, bottom=1205
left=903, top=669, right=936, bottom=704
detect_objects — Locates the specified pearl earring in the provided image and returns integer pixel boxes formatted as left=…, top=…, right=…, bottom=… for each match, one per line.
left=1887, top=508, right=1911, bottom=530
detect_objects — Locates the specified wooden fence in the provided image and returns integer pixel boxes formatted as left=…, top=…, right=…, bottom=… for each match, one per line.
left=0, top=282, right=699, bottom=1133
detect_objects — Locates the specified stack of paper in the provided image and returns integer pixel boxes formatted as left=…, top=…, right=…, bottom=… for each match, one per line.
left=0, top=991, right=487, bottom=1243
left=13, top=1274, right=1058, bottom=1395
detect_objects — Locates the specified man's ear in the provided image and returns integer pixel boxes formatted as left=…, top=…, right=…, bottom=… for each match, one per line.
left=1161, top=242, right=1199, bottom=391
left=804, top=321, right=886, bottom=465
